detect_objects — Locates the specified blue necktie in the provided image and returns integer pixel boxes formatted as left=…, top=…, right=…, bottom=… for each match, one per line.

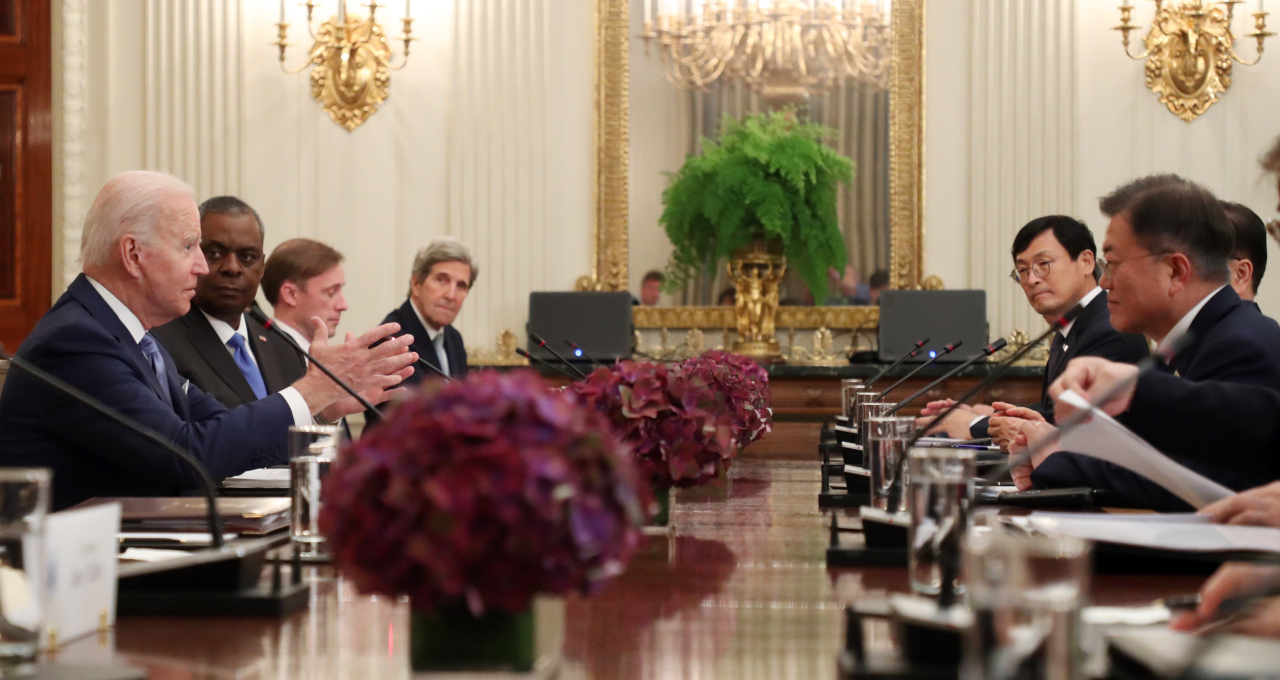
left=227, top=333, right=268, bottom=399
left=138, top=333, right=173, bottom=406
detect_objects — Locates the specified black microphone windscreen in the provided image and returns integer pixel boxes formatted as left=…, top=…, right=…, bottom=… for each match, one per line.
left=985, top=338, right=1008, bottom=354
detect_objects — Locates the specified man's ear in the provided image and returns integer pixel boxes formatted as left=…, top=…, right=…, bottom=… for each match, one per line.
left=1079, top=250, right=1097, bottom=278
left=279, top=280, right=299, bottom=308
left=1234, top=259, right=1255, bottom=290
left=1166, top=252, right=1194, bottom=291
left=119, top=235, right=145, bottom=279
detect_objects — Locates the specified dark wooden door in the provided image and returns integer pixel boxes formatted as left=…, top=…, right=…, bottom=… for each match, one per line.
left=0, top=0, right=51, bottom=352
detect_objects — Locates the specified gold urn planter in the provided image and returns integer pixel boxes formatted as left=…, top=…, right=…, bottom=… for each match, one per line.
left=728, top=240, right=786, bottom=363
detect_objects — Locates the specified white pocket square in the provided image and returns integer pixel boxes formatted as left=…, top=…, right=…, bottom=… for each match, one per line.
left=182, top=379, right=190, bottom=395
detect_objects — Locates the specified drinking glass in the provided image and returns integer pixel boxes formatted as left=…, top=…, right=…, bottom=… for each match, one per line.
left=290, top=425, right=342, bottom=559
left=907, top=447, right=976, bottom=596
left=853, top=390, right=881, bottom=440
left=840, top=379, right=866, bottom=421
left=865, top=416, right=915, bottom=512
left=961, top=522, right=1092, bottom=680
left=0, top=468, right=50, bottom=676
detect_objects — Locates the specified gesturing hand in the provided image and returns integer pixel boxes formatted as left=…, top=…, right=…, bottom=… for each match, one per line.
left=1049, top=357, right=1139, bottom=422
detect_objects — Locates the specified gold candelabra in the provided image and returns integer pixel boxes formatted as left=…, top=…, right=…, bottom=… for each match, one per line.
left=1114, top=0, right=1272, bottom=122
left=640, top=0, right=892, bottom=106
left=274, top=0, right=416, bottom=131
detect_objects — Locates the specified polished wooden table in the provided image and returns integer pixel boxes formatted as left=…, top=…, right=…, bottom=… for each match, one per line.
left=57, top=459, right=1207, bottom=679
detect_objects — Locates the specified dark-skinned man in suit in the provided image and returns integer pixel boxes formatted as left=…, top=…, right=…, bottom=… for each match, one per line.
left=153, top=196, right=306, bottom=408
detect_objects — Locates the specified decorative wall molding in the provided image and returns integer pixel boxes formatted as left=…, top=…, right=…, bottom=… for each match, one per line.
left=58, top=0, right=88, bottom=291
left=968, top=0, right=1078, bottom=339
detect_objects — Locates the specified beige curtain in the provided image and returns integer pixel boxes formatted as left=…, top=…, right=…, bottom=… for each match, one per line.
left=675, top=78, right=891, bottom=305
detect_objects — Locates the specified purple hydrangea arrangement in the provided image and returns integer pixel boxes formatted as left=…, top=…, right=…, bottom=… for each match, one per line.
left=568, top=360, right=738, bottom=490
left=319, top=370, right=646, bottom=615
left=680, top=350, right=772, bottom=448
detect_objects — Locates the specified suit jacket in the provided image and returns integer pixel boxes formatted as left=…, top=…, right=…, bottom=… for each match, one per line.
left=384, top=300, right=468, bottom=385
left=970, top=290, right=1148, bottom=437
left=152, top=307, right=307, bottom=409
left=0, top=275, right=295, bottom=510
left=363, top=301, right=469, bottom=426
left=1032, top=286, right=1280, bottom=510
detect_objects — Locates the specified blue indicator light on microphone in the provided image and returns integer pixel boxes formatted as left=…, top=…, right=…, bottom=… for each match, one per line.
left=928, top=351, right=937, bottom=358
left=574, top=349, right=583, bottom=357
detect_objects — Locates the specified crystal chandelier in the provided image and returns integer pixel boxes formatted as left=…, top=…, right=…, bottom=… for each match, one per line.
left=640, top=0, right=893, bottom=106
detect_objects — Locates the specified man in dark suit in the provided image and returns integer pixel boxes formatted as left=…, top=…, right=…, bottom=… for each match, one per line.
left=1021, top=179, right=1280, bottom=510
left=0, top=171, right=416, bottom=509
left=1223, top=201, right=1268, bottom=304
left=918, top=215, right=1148, bottom=440
left=152, top=196, right=306, bottom=408
left=364, top=238, right=475, bottom=425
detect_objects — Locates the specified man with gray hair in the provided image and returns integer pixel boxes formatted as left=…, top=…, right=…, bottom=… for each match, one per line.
left=382, top=237, right=475, bottom=387
left=0, top=171, right=417, bottom=509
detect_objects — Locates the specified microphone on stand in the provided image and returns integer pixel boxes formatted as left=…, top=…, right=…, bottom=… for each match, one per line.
left=899, top=305, right=1085, bottom=610
left=563, top=338, right=604, bottom=369
left=389, top=333, right=457, bottom=383
left=884, top=339, right=1008, bottom=416
left=865, top=338, right=930, bottom=388
left=876, top=341, right=963, bottom=400
left=515, top=347, right=580, bottom=380
left=0, top=346, right=227, bottom=548
left=247, top=308, right=383, bottom=418
left=529, top=332, right=588, bottom=379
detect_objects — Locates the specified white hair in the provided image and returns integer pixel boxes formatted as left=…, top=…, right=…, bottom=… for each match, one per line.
left=80, top=171, right=196, bottom=271
left=410, top=237, right=478, bottom=288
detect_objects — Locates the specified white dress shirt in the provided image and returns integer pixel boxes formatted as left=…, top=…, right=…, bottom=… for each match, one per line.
left=85, top=277, right=312, bottom=426
left=201, top=310, right=258, bottom=368
left=410, top=302, right=450, bottom=377
left=1156, top=285, right=1225, bottom=356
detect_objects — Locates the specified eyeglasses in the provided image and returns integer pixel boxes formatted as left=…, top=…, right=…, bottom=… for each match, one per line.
left=202, top=245, right=264, bottom=268
left=1096, top=251, right=1167, bottom=279
left=1009, top=258, right=1057, bottom=285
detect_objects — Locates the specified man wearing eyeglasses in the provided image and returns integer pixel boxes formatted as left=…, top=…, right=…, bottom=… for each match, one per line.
left=918, top=215, right=1148, bottom=442
left=1017, top=179, right=1280, bottom=510
left=152, top=196, right=307, bottom=408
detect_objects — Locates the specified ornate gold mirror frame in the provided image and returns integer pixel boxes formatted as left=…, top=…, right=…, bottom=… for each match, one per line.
left=585, top=0, right=925, bottom=332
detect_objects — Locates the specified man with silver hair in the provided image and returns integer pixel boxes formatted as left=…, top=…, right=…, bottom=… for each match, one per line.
left=383, top=237, right=476, bottom=386
left=0, top=171, right=417, bottom=510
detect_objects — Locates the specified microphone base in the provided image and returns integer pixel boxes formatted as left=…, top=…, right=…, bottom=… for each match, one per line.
left=118, top=579, right=309, bottom=617
left=819, top=490, right=870, bottom=508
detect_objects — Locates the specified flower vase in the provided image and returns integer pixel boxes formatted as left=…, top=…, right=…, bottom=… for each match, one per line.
left=410, top=603, right=535, bottom=672
left=650, top=486, right=671, bottom=526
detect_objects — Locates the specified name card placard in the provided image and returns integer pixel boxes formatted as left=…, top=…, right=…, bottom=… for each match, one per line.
left=45, top=502, right=120, bottom=647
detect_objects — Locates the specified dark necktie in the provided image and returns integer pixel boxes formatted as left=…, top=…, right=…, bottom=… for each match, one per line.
left=227, top=333, right=268, bottom=399
left=1046, top=331, right=1068, bottom=383
left=138, top=332, right=173, bottom=407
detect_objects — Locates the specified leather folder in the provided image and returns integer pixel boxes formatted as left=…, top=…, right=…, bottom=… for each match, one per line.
left=76, top=497, right=291, bottom=535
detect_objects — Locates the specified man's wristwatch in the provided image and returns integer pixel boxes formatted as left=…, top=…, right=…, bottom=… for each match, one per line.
left=314, top=413, right=341, bottom=426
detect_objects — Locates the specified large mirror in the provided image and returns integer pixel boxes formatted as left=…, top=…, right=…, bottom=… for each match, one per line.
left=588, top=0, right=924, bottom=330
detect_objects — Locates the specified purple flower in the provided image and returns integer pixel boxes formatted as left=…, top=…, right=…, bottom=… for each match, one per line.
left=319, top=370, right=646, bottom=615
left=680, top=350, right=772, bottom=447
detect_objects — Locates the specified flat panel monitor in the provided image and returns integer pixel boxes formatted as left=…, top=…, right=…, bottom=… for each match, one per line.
left=877, top=290, right=989, bottom=363
left=527, top=292, right=634, bottom=364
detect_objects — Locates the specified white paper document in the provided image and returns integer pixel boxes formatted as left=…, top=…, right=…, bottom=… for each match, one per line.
left=1026, top=514, right=1280, bottom=555
left=1055, top=390, right=1234, bottom=509
left=222, top=467, right=290, bottom=488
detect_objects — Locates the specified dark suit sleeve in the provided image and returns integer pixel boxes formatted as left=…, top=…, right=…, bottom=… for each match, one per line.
left=1119, top=372, right=1280, bottom=478
left=26, top=323, right=293, bottom=488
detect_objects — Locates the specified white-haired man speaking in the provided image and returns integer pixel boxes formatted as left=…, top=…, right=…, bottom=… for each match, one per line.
left=0, top=171, right=417, bottom=510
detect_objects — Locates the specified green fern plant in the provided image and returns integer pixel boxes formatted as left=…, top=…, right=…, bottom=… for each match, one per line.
left=660, top=110, right=854, bottom=303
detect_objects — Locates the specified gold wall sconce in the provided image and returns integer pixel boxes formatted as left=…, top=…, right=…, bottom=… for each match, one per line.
left=1115, top=0, right=1272, bottom=122
left=273, top=1, right=416, bottom=131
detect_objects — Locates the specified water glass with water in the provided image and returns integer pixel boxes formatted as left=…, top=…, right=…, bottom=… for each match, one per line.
left=0, top=468, right=50, bottom=675
left=961, top=523, right=1092, bottom=680
left=290, top=425, right=342, bottom=559
left=865, top=416, right=915, bottom=512
left=841, top=379, right=865, bottom=420
left=853, top=390, right=880, bottom=440
left=907, top=446, right=976, bottom=596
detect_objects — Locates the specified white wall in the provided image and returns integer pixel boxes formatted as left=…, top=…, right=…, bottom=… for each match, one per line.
left=925, top=0, right=1280, bottom=334
left=59, top=0, right=596, bottom=355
